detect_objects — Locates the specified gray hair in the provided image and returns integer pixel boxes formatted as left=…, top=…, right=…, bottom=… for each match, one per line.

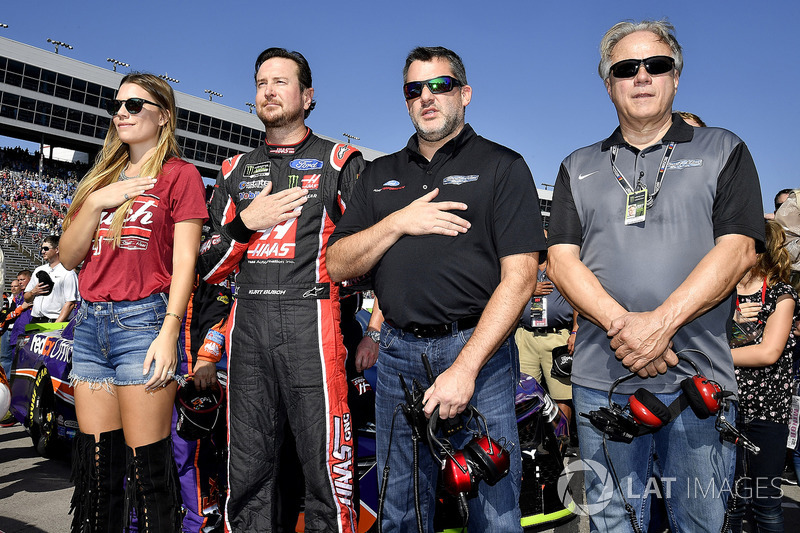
left=598, top=20, right=683, bottom=80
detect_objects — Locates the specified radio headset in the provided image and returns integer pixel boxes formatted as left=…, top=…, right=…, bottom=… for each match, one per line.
left=580, top=349, right=759, bottom=533
left=377, top=353, right=513, bottom=533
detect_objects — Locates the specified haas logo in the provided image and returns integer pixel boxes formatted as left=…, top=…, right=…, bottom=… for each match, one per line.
left=248, top=219, right=297, bottom=259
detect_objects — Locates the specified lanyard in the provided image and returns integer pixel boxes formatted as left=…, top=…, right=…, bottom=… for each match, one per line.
left=610, top=141, right=676, bottom=208
left=735, top=278, right=767, bottom=312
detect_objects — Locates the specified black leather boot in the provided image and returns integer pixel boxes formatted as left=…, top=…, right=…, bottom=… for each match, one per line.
left=70, top=429, right=126, bottom=532
left=124, top=436, right=183, bottom=532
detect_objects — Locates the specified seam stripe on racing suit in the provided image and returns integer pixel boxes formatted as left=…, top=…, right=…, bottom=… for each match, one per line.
left=200, top=131, right=364, bottom=533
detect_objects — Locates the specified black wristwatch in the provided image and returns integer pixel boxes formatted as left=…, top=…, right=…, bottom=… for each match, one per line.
left=365, top=330, right=380, bottom=343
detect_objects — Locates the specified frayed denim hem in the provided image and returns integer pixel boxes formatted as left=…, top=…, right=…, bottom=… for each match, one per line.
left=68, top=374, right=116, bottom=393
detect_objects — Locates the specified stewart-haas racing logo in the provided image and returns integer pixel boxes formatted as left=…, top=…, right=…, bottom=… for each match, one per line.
left=247, top=219, right=297, bottom=259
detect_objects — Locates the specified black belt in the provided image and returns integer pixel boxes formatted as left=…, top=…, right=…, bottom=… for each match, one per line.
left=521, top=325, right=569, bottom=335
left=389, top=315, right=481, bottom=338
left=30, top=316, right=56, bottom=324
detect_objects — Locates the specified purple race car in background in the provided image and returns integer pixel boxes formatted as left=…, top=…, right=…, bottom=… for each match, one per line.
left=6, top=313, right=576, bottom=531
left=8, top=320, right=78, bottom=457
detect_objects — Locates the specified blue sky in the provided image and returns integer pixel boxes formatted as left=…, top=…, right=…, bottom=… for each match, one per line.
left=2, top=0, right=797, bottom=212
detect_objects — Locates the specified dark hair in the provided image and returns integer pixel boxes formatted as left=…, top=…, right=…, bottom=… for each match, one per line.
left=774, top=188, right=794, bottom=211
left=254, top=48, right=316, bottom=118
left=17, top=269, right=32, bottom=278
left=403, top=46, right=467, bottom=85
left=43, top=235, right=60, bottom=248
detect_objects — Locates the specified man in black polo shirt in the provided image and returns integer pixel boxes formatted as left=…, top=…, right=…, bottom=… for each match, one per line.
left=547, top=20, right=764, bottom=532
left=328, top=46, right=544, bottom=532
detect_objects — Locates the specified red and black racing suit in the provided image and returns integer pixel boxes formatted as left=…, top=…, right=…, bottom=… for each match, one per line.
left=197, top=129, right=364, bottom=533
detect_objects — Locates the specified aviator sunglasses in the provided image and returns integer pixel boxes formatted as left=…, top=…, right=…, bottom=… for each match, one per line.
left=105, top=97, right=163, bottom=116
left=403, top=76, right=463, bottom=100
left=609, top=55, right=675, bottom=79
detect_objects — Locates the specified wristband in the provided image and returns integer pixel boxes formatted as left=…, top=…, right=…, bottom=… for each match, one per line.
left=570, top=331, right=577, bottom=335
left=165, top=312, right=183, bottom=323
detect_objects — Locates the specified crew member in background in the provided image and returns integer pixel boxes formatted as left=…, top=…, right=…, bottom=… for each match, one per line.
left=24, top=235, right=78, bottom=323
left=515, top=247, right=576, bottom=425
left=174, top=277, right=232, bottom=533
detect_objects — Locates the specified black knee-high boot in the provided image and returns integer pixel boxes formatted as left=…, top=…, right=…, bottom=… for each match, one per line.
left=70, top=429, right=126, bottom=532
left=124, top=436, right=183, bottom=533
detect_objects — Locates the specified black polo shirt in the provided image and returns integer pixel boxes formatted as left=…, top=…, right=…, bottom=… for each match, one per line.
left=330, top=124, right=545, bottom=328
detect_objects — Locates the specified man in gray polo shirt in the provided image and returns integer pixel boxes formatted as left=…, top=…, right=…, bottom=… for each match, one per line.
left=548, top=20, right=764, bottom=532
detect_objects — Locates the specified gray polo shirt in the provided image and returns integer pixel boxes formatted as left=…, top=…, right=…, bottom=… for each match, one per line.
left=548, top=114, right=764, bottom=394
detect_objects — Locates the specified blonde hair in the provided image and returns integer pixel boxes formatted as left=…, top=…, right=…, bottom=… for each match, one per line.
left=64, top=73, right=180, bottom=246
left=754, top=220, right=792, bottom=287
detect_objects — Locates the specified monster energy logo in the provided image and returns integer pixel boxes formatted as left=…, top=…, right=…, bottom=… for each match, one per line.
left=288, top=175, right=300, bottom=187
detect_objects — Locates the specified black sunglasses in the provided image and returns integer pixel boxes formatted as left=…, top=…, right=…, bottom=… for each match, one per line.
left=403, top=76, right=463, bottom=100
left=105, top=97, right=163, bottom=116
left=609, top=56, right=675, bottom=79
left=41, top=246, right=52, bottom=252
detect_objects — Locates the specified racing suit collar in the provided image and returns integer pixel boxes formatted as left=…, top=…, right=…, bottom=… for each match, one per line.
left=264, top=127, right=313, bottom=155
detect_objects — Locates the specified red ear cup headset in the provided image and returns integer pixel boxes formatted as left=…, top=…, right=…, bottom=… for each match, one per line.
left=581, top=352, right=725, bottom=442
left=379, top=353, right=515, bottom=532
left=580, top=350, right=757, bottom=533
left=427, top=405, right=512, bottom=497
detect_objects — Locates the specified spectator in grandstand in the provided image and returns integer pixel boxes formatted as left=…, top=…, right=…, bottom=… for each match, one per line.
left=60, top=72, right=207, bottom=532
left=547, top=20, right=763, bottom=531
left=24, top=235, right=78, bottom=323
left=728, top=220, right=798, bottom=531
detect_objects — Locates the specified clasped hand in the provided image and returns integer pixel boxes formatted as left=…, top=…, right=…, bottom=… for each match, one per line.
left=608, top=311, right=679, bottom=377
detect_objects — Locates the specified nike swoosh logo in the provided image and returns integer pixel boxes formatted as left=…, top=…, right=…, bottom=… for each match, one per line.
left=578, top=171, right=599, bottom=180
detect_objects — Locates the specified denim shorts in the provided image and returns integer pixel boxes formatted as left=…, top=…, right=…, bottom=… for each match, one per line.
left=70, top=293, right=171, bottom=386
